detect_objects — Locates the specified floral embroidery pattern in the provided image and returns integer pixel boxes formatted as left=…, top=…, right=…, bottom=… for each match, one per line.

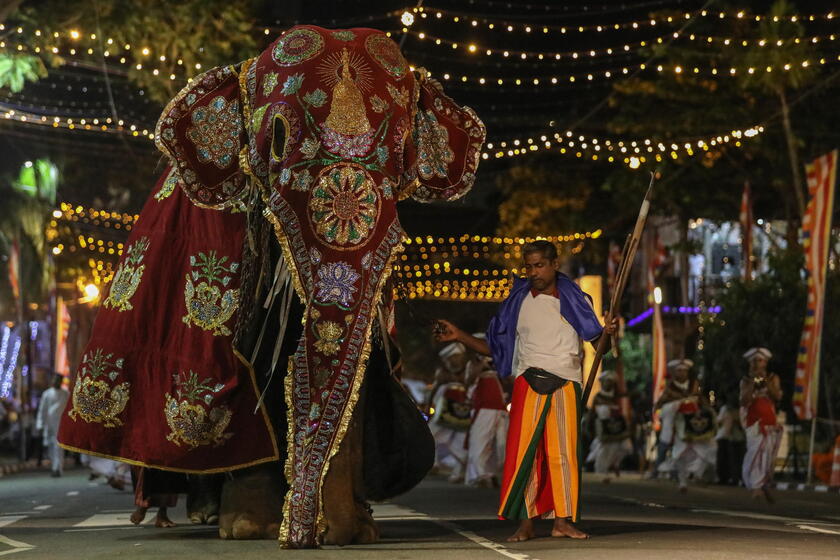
left=262, top=72, right=279, bottom=97
left=386, top=83, right=408, bottom=108
left=309, top=164, right=379, bottom=249
left=68, top=349, right=129, bottom=428
left=154, top=167, right=179, bottom=201
left=315, top=261, right=360, bottom=308
left=102, top=237, right=150, bottom=312
left=272, top=28, right=325, bottom=66
left=320, top=127, right=375, bottom=159
left=185, top=96, right=242, bottom=169
left=282, top=73, right=304, bottom=95
left=365, top=34, right=408, bottom=79
left=369, top=95, right=388, bottom=113
left=313, top=321, right=343, bottom=356
left=300, top=137, right=320, bottom=159
left=415, top=109, right=455, bottom=179
left=302, top=89, right=327, bottom=107
left=291, top=169, right=314, bottom=192
left=164, top=370, right=233, bottom=448
left=182, top=251, right=240, bottom=336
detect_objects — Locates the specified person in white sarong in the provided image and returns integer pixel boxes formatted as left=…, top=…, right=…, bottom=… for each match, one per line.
left=464, top=345, right=508, bottom=487
left=35, top=374, right=69, bottom=477
left=657, top=359, right=717, bottom=492
left=586, top=371, right=632, bottom=482
left=429, top=342, right=471, bottom=483
left=739, top=347, right=782, bottom=501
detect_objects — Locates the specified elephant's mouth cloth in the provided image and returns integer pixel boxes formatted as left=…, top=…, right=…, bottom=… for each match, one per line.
left=63, top=24, right=485, bottom=550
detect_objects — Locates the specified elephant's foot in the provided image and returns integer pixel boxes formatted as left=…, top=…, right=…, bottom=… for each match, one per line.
left=219, top=516, right=280, bottom=540
left=321, top=500, right=379, bottom=546
left=353, top=502, right=379, bottom=545
left=187, top=473, right=224, bottom=525
left=218, top=463, right=285, bottom=540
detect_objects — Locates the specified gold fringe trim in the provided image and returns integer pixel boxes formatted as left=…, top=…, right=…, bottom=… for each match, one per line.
left=59, top=442, right=277, bottom=475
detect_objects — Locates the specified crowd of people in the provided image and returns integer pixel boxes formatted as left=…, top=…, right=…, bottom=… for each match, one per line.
left=419, top=330, right=784, bottom=504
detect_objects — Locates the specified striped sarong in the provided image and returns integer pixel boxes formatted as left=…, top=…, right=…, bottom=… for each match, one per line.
left=498, top=375, right=581, bottom=521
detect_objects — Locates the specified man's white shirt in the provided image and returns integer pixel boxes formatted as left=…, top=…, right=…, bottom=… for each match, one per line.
left=512, top=292, right=584, bottom=383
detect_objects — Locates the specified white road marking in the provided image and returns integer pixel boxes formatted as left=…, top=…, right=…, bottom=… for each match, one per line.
left=0, top=534, right=35, bottom=557
left=432, top=519, right=539, bottom=560
left=65, top=491, right=79, bottom=497
left=32, top=505, right=51, bottom=511
left=693, top=508, right=840, bottom=535
left=693, top=508, right=813, bottom=524
left=796, top=524, right=840, bottom=536
left=0, top=517, right=26, bottom=529
left=72, top=513, right=149, bottom=528
left=375, top=505, right=538, bottom=560
left=64, top=527, right=142, bottom=533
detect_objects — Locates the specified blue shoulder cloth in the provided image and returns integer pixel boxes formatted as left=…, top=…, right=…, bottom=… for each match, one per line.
left=486, top=274, right=603, bottom=378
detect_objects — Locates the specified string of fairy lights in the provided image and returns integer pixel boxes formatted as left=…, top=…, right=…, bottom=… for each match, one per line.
left=405, top=6, right=837, bottom=34
left=483, top=125, right=765, bottom=167
left=0, top=4, right=836, bottom=172
left=47, top=202, right=600, bottom=300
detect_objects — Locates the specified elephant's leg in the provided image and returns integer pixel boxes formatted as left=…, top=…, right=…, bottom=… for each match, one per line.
left=321, top=393, right=379, bottom=545
left=218, top=463, right=286, bottom=539
left=186, top=474, right=224, bottom=524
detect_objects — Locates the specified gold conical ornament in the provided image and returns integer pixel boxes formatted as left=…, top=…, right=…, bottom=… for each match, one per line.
left=324, top=49, right=370, bottom=136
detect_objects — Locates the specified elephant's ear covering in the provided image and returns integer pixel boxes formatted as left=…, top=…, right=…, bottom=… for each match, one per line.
left=402, top=72, right=486, bottom=203
left=155, top=65, right=248, bottom=210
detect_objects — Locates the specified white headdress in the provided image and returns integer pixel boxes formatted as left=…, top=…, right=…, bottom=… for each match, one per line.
left=743, top=347, right=772, bottom=361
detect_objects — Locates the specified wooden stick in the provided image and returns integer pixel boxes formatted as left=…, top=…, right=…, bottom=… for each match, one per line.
left=582, top=173, right=656, bottom=405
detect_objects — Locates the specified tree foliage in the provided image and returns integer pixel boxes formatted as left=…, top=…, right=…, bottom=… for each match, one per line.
left=6, top=0, right=260, bottom=103
left=700, top=246, right=840, bottom=426
left=0, top=53, right=48, bottom=92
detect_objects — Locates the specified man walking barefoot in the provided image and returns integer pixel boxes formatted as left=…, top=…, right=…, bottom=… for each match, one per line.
left=436, top=240, right=616, bottom=542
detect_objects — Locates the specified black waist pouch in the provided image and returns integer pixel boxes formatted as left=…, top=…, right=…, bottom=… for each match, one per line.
left=521, top=367, right=567, bottom=395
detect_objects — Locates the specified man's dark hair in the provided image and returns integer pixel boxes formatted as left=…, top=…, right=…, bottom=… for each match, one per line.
left=522, top=240, right=558, bottom=261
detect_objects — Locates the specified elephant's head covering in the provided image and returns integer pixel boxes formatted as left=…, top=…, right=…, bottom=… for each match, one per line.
left=155, top=26, right=485, bottom=548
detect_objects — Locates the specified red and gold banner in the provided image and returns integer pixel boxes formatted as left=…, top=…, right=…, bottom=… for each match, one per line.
left=793, top=150, right=837, bottom=420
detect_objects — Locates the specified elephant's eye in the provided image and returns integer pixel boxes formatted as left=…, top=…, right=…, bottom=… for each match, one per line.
left=271, top=113, right=290, bottom=161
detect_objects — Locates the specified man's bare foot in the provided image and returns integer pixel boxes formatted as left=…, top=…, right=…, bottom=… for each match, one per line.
left=506, top=520, right=535, bottom=542
left=155, top=508, right=176, bottom=528
left=551, top=518, right=589, bottom=539
left=130, top=507, right=147, bottom=525
left=679, top=485, right=688, bottom=494
left=602, top=477, right=611, bottom=484
left=750, top=489, right=764, bottom=500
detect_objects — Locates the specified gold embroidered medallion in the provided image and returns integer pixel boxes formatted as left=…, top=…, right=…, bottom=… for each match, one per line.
left=68, top=348, right=130, bottom=428
left=102, top=237, right=151, bottom=312
left=182, top=251, right=240, bottom=336
left=164, top=370, right=233, bottom=448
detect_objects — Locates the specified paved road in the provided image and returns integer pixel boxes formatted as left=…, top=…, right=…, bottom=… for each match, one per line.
left=1, top=468, right=839, bottom=559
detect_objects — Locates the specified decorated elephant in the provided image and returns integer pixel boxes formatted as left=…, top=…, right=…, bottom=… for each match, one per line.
left=58, top=25, right=485, bottom=548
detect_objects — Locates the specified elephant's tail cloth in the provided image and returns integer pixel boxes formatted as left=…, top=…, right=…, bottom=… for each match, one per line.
left=498, top=376, right=582, bottom=521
